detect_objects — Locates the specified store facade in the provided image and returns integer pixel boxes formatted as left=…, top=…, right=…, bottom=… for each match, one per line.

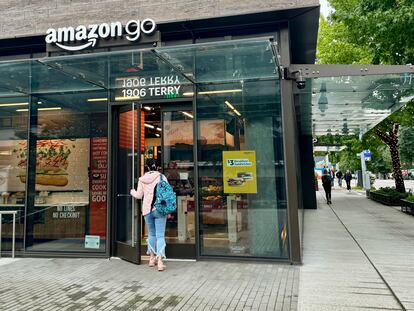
left=0, top=3, right=320, bottom=263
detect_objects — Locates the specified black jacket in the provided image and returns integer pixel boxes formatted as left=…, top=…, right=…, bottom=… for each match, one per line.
left=344, top=172, right=352, bottom=182
left=322, top=175, right=332, bottom=187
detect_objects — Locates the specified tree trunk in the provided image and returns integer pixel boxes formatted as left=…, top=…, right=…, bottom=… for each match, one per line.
left=375, top=124, right=406, bottom=193
left=389, top=141, right=406, bottom=193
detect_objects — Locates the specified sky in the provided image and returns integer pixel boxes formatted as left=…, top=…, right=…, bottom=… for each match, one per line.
left=320, top=0, right=334, bottom=18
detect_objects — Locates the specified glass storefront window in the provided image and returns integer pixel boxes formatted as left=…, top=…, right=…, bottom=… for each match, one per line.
left=196, top=80, right=288, bottom=258
left=24, top=91, right=108, bottom=252
left=0, top=96, right=29, bottom=252
left=0, top=38, right=286, bottom=258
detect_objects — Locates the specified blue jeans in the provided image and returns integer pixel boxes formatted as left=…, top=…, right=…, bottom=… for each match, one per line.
left=144, top=209, right=167, bottom=258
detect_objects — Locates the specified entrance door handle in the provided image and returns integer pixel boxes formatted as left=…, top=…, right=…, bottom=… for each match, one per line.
left=117, top=194, right=131, bottom=197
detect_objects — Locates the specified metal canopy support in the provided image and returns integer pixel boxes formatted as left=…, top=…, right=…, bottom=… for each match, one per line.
left=288, top=64, right=414, bottom=78
left=278, top=28, right=302, bottom=264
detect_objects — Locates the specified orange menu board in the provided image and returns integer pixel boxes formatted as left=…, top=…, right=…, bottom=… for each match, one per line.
left=89, top=137, right=108, bottom=236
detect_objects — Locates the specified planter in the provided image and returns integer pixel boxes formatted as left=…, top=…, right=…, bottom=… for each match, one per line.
left=369, top=191, right=403, bottom=206
left=400, top=199, right=414, bottom=215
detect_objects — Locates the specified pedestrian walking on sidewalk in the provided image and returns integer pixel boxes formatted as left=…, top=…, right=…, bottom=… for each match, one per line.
left=322, top=169, right=332, bottom=204
left=336, top=170, right=343, bottom=188
left=344, top=170, right=352, bottom=192
left=130, top=158, right=168, bottom=271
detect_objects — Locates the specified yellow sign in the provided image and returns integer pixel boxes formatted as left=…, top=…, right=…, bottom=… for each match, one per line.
left=223, top=150, right=257, bottom=194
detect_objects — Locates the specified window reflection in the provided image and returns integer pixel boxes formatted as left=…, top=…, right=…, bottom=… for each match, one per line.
left=25, top=94, right=108, bottom=252
left=0, top=100, right=28, bottom=252
left=197, top=80, right=289, bottom=258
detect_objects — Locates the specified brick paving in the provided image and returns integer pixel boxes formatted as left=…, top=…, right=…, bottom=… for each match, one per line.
left=0, top=258, right=298, bottom=311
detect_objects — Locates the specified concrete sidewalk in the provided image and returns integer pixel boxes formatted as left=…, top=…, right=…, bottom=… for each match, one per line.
left=299, top=189, right=414, bottom=311
left=0, top=257, right=298, bottom=311
left=1, top=189, right=414, bottom=311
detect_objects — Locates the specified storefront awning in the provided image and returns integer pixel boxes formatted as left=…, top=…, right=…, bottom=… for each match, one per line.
left=0, top=38, right=279, bottom=101
left=292, top=65, right=414, bottom=136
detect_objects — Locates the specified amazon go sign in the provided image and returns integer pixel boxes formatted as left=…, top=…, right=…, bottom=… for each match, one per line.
left=45, top=19, right=156, bottom=51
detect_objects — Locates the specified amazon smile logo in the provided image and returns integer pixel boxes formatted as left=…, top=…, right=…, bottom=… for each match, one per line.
left=45, top=19, right=156, bottom=51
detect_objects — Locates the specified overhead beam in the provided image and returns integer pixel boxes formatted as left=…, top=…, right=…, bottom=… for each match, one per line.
left=289, top=64, right=414, bottom=78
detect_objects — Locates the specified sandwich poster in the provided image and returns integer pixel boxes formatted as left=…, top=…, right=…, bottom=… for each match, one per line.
left=223, top=150, right=257, bottom=194
left=10, top=139, right=89, bottom=191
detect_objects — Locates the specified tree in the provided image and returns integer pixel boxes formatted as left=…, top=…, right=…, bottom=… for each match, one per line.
left=399, top=126, right=414, bottom=168
left=367, top=101, right=414, bottom=192
left=329, top=0, right=414, bottom=64
left=375, top=124, right=405, bottom=192
left=318, top=0, right=414, bottom=192
left=317, top=16, right=372, bottom=64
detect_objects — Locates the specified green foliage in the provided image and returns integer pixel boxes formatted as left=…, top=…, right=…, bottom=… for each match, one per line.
left=405, top=195, right=414, bottom=203
left=317, top=17, right=372, bottom=64
left=328, top=0, right=414, bottom=64
left=367, top=145, right=392, bottom=173
left=374, top=100, right=414, bottom=134
left=399, top=126, right=414, bottom=168
left=338, top=135, right=362, bottom=171
left=373, top=187, right=409, bottom=199
left=316, top=134, right=357, bottom=145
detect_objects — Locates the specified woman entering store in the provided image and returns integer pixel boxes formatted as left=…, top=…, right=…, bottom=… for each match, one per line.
left=130, top=159, right=167, bottom=271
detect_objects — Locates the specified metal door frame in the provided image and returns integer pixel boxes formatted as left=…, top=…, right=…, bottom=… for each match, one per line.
left=109, top=101, right=141, bottom=264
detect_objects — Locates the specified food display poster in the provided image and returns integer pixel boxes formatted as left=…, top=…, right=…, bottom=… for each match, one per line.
left=163, top=119, right=226, bottom=146
left=223, top=150, right=257, bottom=194
left=89, top=137, right=107, bottom=237
left=7, top=139, right=89, bottom=191
left=163, top=119, right=193, bottom=146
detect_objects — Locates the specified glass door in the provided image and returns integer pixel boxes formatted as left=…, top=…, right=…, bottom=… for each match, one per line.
left=139, top=103, right=196, bottom=259
left=161, top=106, right=196, bottom=258
left=111, top=103, right=141, bottom=264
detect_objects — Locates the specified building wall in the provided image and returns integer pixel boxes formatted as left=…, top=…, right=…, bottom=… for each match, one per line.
left=0, top=0, right=318, bottom=40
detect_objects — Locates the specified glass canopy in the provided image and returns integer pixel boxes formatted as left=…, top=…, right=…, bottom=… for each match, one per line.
left=296, top=73, right=414, bottom=136
left=0, top=38, right=279, bottom=104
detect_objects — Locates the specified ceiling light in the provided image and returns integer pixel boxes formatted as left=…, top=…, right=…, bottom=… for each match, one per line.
left=0, top=102, right=29, bottom=107
left=115, top=96, right=140, bottom=101
left=156, top=127, right=162, bottom=132
left=181, top=111, right=194, bottom=119
left=155, top=133, right=160, bottom=137
left=38, top=107, right=62, bottom=111
left=144, top=123, right=155, bottom=129
left=233, top=109, right=241, bottom=117
left=37, top=101, right=43, bottom=104
left=183, top=89, right=243, bottom=96
left=143, top=106, right=151, bottom=111
left=225, top=101, right=235, bottom=110
left=17, top=107, right=62, bottom=112
left=87, top=98, right=108, bottom=102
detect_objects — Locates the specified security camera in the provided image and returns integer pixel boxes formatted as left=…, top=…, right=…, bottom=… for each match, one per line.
left=284, top=68, right=306, bottom=89
left=296, top=72, right=306, bottom=89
